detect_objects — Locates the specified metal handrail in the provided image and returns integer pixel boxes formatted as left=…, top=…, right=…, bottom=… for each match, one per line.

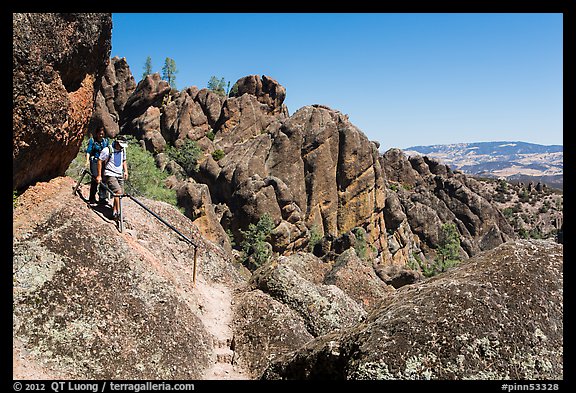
left=74, top=168, right=199, bottom=285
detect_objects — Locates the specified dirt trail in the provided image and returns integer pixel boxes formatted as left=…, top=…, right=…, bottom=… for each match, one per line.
left=194, top=278, right=250, bottom=380
left=121, top=191, right=251, bottom=379
left=117, top=187, right=252, bottom=380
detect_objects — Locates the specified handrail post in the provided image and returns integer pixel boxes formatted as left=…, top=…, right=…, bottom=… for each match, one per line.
left=118, top=195, right=124, bottom=233
left=193, top=245, right=198, bottom=287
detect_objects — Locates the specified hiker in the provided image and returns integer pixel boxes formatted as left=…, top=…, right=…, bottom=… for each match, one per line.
left=85, top=127, right=110, bottom=205
left=96, top=135, right=129, bottom=221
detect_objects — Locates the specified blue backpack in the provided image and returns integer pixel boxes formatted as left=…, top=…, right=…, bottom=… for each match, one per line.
left=87, top=137, right=109, bottom=160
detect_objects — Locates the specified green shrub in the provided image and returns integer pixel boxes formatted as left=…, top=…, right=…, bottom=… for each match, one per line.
left=124, top=136, right=177, bottom=205
left=528, top=228, right=543, bottom=239
left=226, top=228, right=236, bottom=247
left=212, top=149, right=225, bottom=161
left=65, top=135, right=90, bottom=181
left=352, top=227, right=368, bottom=260
left=436, top=222, right=460, bottom=260
left=408, top=252, right=437, bottom=277
left=496, top=179, right=508, bottom=193
left=240, top=214, right=275, bottom=270
left=420, top=261, right=438, bottom=278
left=13, top=190, right=19, bottom=208
left=502, top=207, right=514, bottom=219
left=407, top=252, right=421, bottom=271
left=66, top=135, right=177, bottom=206
left=206, top=130, right=215, bottom=141
left=421, top=222, right=462, bottom=277
left=166, top=139, right=202, bottom=175
left=308, top=225, right=322, bottom=252
left=518, top=189, right=530, bottom=203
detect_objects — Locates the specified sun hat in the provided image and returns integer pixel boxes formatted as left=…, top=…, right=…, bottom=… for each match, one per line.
left=115, top=135, right=128, bottom=148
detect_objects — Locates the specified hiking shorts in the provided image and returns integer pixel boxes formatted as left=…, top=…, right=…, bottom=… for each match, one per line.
left=105, top=176, right=124, bottom=196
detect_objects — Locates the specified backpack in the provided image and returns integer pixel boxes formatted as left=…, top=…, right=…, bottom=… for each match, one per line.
left=104, top=145, right=126, bottom=168
left=104, top=145, right=115, bottom=166
left=89, top=137, right=109, bottom=160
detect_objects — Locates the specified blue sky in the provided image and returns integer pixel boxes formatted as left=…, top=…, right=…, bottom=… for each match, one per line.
left=111, top=13, right=563, bottom=151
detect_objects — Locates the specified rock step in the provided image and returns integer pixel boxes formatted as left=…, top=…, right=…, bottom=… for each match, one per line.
left=213, top=337, right=234, bottom=349
left=212, top=337, right=235, bottom=364
left=216, top=352, right=234, bottom=364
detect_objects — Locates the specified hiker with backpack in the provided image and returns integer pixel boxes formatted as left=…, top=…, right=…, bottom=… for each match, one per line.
left=85, top=127, right=110, bottom=205
left=96, top=135, right=129, bottom=221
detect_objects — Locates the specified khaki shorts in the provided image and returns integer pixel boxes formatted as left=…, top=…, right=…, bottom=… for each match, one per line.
left=105, top=176, right=124, bottom=195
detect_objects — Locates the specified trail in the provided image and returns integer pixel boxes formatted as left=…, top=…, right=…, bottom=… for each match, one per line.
left=95, top=180, right=252, bottom=379
left=121, top=192, right=251, bottom=380
left=194, top=278, right=250, bottom=380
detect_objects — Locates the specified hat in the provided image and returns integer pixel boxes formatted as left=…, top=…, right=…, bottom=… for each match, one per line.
left=115, top=136, right=128, bottom=148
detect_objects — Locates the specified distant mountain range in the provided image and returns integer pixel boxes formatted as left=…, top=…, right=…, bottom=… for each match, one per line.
left=402, top=141, right=563, bottom=189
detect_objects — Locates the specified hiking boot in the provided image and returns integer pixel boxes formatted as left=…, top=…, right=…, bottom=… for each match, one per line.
left=98, top=199, right=108, bottom=206
left=88, top=198, right=98, bottom=205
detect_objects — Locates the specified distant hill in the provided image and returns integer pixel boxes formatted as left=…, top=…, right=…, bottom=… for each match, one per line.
left=403, top=141, right=563, bottom=190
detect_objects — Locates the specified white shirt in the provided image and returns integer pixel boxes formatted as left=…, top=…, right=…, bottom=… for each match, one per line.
left=99, top=145, right=126, bottom=177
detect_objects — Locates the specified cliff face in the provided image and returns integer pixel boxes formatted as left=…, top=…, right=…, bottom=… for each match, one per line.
left=380, top=149, right=516, bottom=258
left=83, top=64, right=516, bottom=269
left=199, top=103, right=387, bottom=256
left=13, top=13, right=112, bottom=191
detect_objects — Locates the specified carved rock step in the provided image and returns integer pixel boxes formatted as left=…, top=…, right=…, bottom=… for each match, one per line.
left=216, top=352, right=234, bottom=364
left=212, top=337, right=235, bottom=364
left=213, top=337, right=233, bottom=349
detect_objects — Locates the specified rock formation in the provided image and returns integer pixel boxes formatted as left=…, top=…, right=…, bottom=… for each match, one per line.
left=261, top=239, right=563, bottom=380
left=21, top=40, right=517, bottom=274
left=231, top=251, right=393, bottom=377
left=13, top=177, right=246, bottom=379
left=90, top=56, right=137, bottom=138
left=380, top=149, right=516, bottom=259
left=13, top=13, right=112, bottom=191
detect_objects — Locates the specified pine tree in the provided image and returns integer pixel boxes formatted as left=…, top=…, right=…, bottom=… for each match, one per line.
left=434, top=222, right=461, bottom=273
left=162, top=57, right=178, bottom=89
left=142, top=56, right=153, bottom=80
left=207, top=76, right=226, bottom=96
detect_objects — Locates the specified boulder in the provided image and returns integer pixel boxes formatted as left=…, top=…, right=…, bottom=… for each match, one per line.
left=250, top=254, right=366, bottom=337
left=324, top=249, right=394, bottom=311
left=261, top=240, right=563, bottom=380
left=231, top=74, right=287, bottom=114
left=13, top=13, right=112, bottom=190
left=231, top=289, right=314, bottom=378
